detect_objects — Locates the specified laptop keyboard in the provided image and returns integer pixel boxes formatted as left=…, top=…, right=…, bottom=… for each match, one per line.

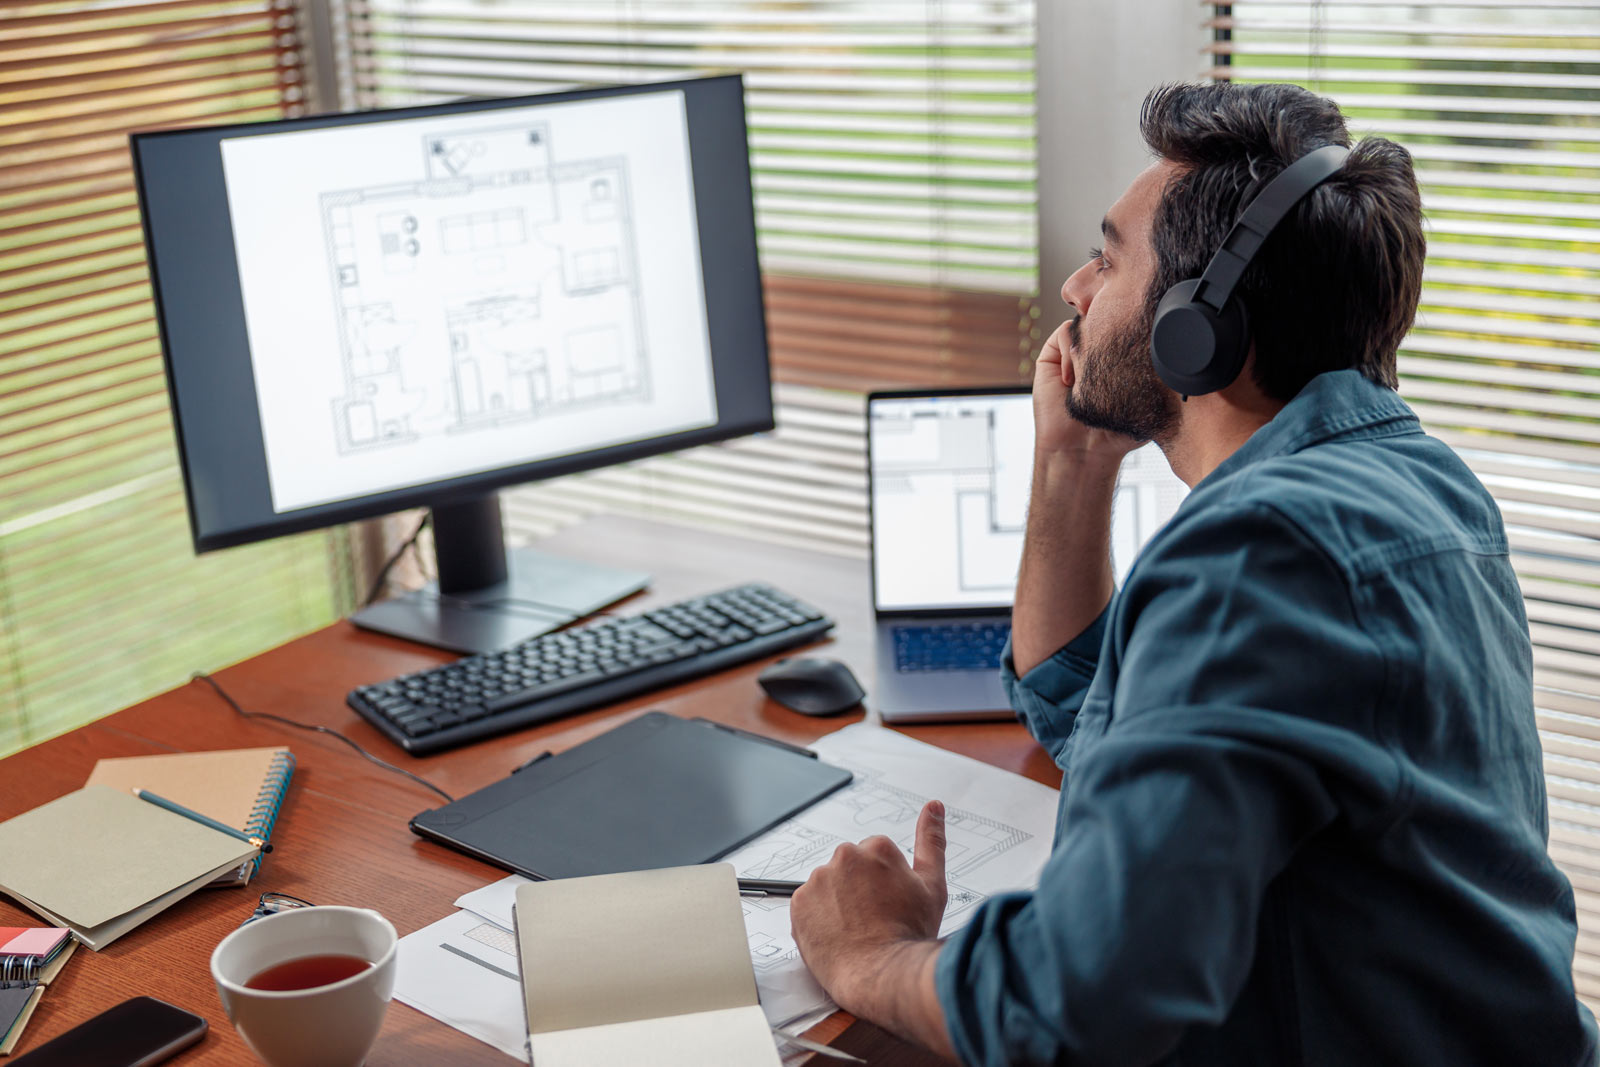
left=892, top=622, right=1010, bottom=673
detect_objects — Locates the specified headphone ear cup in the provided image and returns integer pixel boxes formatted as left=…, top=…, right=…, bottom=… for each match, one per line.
left=1206, top=296, right=1249, bottom=394
left=1149, top=279, right=1249, bottom=396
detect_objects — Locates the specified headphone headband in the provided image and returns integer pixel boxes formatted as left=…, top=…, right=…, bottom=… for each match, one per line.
left=1193, top=144, right=1350, bottom=313
left=1148, top=143, right=1350, bottom=398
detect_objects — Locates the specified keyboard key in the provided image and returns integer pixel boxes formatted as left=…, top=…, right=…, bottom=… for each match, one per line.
left=486, top=669, right=607, bottom=712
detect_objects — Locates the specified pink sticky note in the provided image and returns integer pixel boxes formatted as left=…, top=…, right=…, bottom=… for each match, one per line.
left=0, top=928, right=66, bottom=957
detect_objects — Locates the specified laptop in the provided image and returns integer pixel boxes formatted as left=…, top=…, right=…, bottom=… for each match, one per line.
left=867, top=387, right=1033, bottom=722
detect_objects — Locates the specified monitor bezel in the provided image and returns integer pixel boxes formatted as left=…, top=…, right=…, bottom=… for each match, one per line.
left=132, top=74, right=772, bottom=554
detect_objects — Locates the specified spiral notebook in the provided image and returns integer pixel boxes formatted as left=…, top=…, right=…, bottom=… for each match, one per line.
left=0, top=928, right=75, bottom=1056
left=84, top=747, right=294, bottom=886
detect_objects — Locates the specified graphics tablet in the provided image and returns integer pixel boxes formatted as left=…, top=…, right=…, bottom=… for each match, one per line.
left=410, top=712, right=852, bottom=879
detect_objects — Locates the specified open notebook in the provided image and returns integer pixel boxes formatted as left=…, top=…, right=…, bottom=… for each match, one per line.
left=512, top=864, right=779, bottom=1067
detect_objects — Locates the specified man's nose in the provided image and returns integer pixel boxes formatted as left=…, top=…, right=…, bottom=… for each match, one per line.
left=1061, top=258, right=1098, bottom=315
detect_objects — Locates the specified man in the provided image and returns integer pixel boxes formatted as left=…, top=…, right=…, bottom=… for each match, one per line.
left=790, top=82, right=1599, bottom=1065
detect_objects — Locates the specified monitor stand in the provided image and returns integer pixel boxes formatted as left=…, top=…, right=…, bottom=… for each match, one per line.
left=349, top=495, right=649, bottom=655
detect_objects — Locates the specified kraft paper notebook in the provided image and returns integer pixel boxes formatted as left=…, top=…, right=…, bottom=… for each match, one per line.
left=0, top=786, right=258, bottom=951
left=85, top=746, right=294, bottom=886
left=512, top=864, right=780, bottom=1067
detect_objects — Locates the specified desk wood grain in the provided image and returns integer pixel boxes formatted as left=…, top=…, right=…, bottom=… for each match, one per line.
left=0, top=516, right=1058, bottom=1063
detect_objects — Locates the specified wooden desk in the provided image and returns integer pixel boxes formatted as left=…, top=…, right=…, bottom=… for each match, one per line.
left=0, top=516, right=1061, bottom=1063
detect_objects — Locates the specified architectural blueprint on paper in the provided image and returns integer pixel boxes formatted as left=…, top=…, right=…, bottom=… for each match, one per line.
left=453, top=724, right=1060, bottom=1027
left=394, top=909, right=530, bottom=1061
left=321, top=122, right=648, bottom=453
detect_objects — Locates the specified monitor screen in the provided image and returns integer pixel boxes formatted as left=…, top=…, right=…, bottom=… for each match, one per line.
left=868, top=390, right=1034, bottom=613
left=133, top=75, right=771, bottom=554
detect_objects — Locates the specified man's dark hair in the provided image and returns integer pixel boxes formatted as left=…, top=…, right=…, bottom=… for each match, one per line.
left=1139, top=82, right=1424, bottom=402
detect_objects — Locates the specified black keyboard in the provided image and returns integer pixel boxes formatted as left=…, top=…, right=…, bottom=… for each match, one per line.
left=892, top=621, right=1010, bottom=673
left=349, top=583, right=833, bottom=754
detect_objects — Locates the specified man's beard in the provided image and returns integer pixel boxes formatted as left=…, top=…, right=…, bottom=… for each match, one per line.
left=1064, top=302, right=1177, bottom=444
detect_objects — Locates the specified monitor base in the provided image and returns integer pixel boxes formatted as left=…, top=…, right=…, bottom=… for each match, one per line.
left=349, top=547, right=650, bottom=655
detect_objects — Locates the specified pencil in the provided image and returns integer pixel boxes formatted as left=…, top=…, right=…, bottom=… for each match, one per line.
left=134, top=788, right=272, bottom=853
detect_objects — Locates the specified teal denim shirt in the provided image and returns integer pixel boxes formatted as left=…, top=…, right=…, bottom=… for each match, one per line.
left=935, top=370, right=1598, bottom=1066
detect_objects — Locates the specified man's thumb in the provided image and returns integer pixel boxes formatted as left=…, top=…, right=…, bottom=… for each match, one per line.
left=913, top=799, right=947, bottom=884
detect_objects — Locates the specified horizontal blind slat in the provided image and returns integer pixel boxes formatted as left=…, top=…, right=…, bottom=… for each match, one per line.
left=1, top=0, right=334, bottom=757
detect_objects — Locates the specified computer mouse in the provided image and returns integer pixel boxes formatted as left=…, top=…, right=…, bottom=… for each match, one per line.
left=757, top=657, right=866, bottom=716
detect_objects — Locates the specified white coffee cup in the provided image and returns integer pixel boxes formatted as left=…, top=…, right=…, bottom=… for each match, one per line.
left=211, top=905, right=398, bottom=1067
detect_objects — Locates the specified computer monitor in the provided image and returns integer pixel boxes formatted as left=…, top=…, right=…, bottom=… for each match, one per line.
left=131, top=75, right=772, bottom=654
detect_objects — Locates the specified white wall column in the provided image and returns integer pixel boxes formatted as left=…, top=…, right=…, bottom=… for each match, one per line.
left=1034, top=0, right=1209, bottom=320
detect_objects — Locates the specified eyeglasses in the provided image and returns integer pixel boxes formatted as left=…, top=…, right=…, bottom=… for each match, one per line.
left=242, top=891, right=315, bottom=926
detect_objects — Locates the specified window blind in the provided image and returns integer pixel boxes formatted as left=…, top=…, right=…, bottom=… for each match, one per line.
left=1209, top=0, right=1600, bottom=1004
left=333, top=0, right=1041, bottom=390
left=0, top=0, right=359, bottom=757
left=501, top=384, right=871, bottom=560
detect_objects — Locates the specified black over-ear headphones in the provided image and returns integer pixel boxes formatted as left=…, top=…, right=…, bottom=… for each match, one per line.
left=1149, top=144, right=1350, bottom=397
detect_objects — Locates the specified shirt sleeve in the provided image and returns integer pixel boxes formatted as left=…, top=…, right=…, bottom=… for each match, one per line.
left=936, top=502, right=1403, bottom=1066
left=1001, top=607, right=1109, bottom=764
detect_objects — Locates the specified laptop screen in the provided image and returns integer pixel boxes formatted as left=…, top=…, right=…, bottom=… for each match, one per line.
left=869, top=390, right=1034, bottom=613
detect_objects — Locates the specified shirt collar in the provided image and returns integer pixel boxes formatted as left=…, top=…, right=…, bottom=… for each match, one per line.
left=1200, top=369, right=1420, bottom=486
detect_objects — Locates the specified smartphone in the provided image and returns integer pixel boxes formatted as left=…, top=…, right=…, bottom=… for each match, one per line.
left=12, top=996, right=206, bottom=1067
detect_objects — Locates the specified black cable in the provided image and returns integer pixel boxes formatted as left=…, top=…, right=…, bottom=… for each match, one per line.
left=361, top=513, right=431, bottom=608
left=192, top=672, right=456, bottom=805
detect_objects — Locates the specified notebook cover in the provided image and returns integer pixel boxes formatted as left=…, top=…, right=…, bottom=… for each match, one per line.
left=0, top=984, right=39, bottom=1055
left=85, top=747, right=290, bottom=832
left=0, top=787, right=257, bottom=937
left=7, top=862, right=247, bottom=952
left=411, top=712, right=852, bottom=881
left=513, top=865, right=780, bottom=1067
left=515, top=864, right=756, bottom=1032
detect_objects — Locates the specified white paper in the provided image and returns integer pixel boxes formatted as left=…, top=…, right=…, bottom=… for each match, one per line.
left=393, top=910, right=529, bottom=1062
left=219, top=88, right=716, bottom=513
left=457, top=724, right=1060, bottom=1027
left=529, top=1005, right=779, bottom=1067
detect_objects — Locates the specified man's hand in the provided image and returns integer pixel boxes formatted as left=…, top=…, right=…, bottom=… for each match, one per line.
left=1010, top=321, right=1135, bottom=676
left=1033, top=319, right=1143, bottom=463
left=791, top=800, right=951, bottom=1040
